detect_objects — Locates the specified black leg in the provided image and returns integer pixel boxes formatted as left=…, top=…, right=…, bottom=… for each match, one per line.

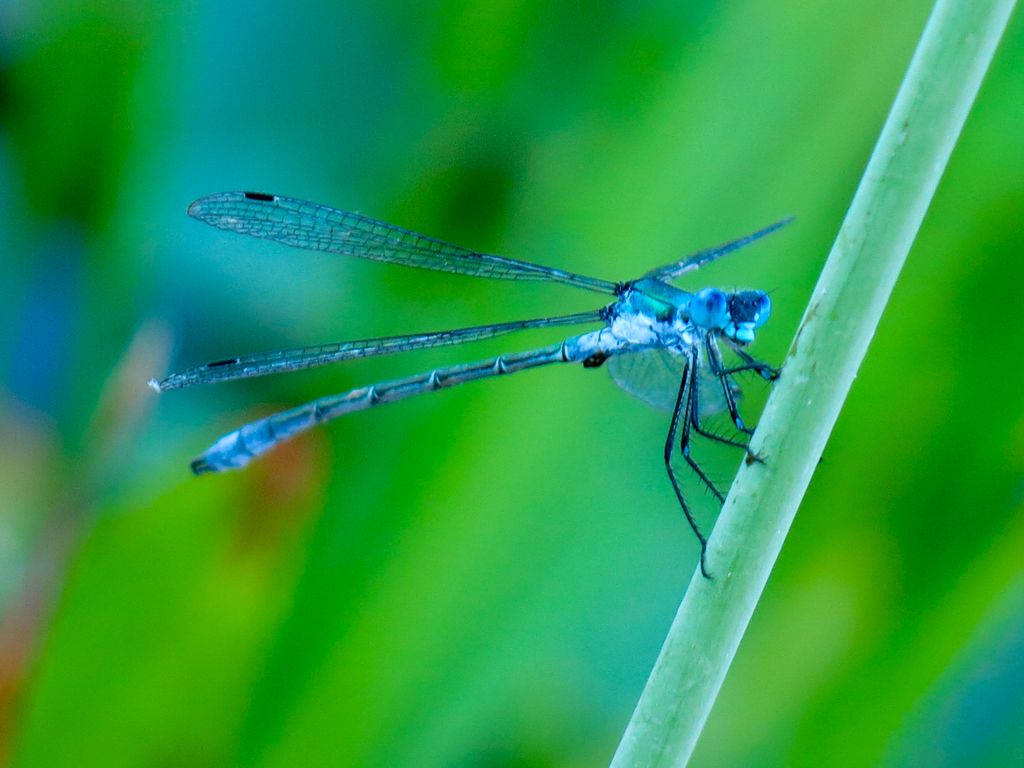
left=723, top=340, right=780, bottom=380
left=689, top=358, right=751, bottom=454
left=705, top=335, right=755, bottom=436
left=664, top=359, right=711, bottom=579
left=680, top=348, right=727, bottom=502
left=716, top=361, right=778, bottom=377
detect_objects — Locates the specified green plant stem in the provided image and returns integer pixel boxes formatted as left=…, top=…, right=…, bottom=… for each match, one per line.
left=609, top=1, right=1018, bottom=765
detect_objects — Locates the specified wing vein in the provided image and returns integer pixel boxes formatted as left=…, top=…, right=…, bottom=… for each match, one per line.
left=188, top=192, right=618, bottom=293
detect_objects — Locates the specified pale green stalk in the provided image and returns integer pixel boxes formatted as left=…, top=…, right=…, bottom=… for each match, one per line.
left=610, top=1, right=1018, bottom=765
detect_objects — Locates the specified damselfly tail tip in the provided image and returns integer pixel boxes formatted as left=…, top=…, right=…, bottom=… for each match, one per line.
left=147, top=378, right=162, bottom=393
left=190, top=456, right=216, bottom=475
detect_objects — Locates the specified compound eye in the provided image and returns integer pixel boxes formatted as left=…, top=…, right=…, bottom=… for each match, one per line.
left=690, top=288, right=730, bottom=329
left=752, top=293, right=772, bottom=328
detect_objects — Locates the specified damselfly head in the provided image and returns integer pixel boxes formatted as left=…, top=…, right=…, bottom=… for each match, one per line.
left=724, top=290, right=771, bottom=344
left=688, top=288, right=771, bottom=344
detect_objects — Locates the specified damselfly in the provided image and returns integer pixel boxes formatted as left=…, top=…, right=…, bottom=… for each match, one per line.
left=152, top=191, right=788, bottom=576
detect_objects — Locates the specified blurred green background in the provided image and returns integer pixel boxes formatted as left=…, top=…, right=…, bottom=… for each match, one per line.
left=2, top=0, right=1022, bottom=765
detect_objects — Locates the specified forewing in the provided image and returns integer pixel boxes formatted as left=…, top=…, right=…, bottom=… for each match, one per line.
left=645, top=217, right=793, bottom=281
left=188, top=192, right=617, bottom=293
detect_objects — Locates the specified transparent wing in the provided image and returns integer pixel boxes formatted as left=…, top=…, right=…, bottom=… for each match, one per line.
left=695, top=358, right=737, bottom=417
left=188, top=192, right=618, bottom=294
left=607, top=348, right=687, bottom=412
left=607, top=348, right=735, bottom=415
left=152, top=310, right=602, bottom=391
left=645, top=217, right=793, bottom=281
